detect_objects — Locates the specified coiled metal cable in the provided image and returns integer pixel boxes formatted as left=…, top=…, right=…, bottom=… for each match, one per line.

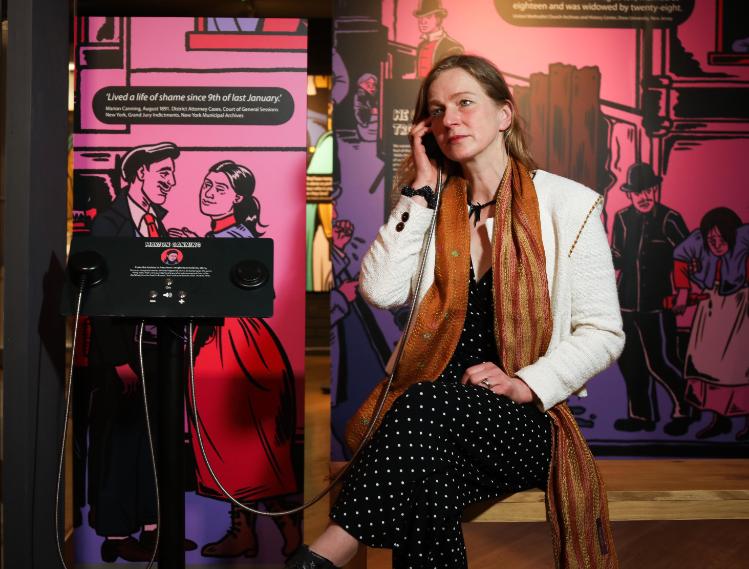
left=189, top=168, right=445, bottom=517
left=136, top=321, right=161, bottom=569
left=55, top=287, right=83, bottom=569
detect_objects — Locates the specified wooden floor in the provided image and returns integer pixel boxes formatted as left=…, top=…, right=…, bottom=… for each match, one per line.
left=303, top=355, right=749, bottom=568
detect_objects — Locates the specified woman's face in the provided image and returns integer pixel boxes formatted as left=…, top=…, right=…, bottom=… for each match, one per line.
left=706, top=226, right=729, bottom=257
left=199, top=171, right=242, bottom=218
left=426, top=68, right=511, bottom=166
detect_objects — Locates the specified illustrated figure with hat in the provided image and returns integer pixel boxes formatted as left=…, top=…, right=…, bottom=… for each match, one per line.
left=88, top=141, right=198, bottom=561
left=610, top=161, right=696, bottom=435
left=412, top=0, right=464, bottom=78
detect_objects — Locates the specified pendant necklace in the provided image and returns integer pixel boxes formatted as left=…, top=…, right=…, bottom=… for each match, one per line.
left=468, top=198, right=494, bottom=226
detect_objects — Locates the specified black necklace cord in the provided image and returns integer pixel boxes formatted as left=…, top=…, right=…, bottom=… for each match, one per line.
left=189, top=168, right=446, bottom=517
left=467, top=200, right=494, bottom=226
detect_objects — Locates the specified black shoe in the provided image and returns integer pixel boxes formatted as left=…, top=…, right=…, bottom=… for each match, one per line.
left=614, top=417, right=656, bottom=432
left=139, top=529, right=198, bottom=552
left=736, top=425, right=749, bottom=441
left=696, top=415, right=732, bottom=439
left=663, top=416, right=697, bottom=436
left=101, top=537, right=153, bottom=563
left=285, top=544, right=339, bottom=568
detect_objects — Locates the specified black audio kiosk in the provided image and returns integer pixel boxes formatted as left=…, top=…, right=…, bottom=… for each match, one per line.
left=62, top=237, right=274, bottom=569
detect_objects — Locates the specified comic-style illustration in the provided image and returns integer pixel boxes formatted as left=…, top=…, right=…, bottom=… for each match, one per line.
left=86, top=142, right=196, bottom=563
left=184, top=161, right=301, bottom=558
left=73, top=17, right=307, bottom=565
left=610, top=162, right=695, bottom=435
left=329, top=203, right=391, bottom=458
left=306, top=76, right=334, bottom=292
left=354, top=73, right=379, bottom=142
left=92, top=142, right=179, bottom=238
left=332, top=0, right=748, bottom=459
left=411, top=0, right=464, bottom=77
left=674, top=209, right=749, bottom=440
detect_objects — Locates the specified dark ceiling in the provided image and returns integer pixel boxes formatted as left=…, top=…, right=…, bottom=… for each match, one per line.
left=76, top=1, right=332, bottom=18
left=70, top=0, right=333, bottom=74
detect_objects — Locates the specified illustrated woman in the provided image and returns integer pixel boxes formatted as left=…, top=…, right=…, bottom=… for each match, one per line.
left=673, top=207, right=748, bottom=441
left=188, top=160, right=302, bottom=560
left=287, top=55, right=625, bottom=569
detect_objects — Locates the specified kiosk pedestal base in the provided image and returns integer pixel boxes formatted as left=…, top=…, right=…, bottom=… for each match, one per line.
left=157, top=321, right=186, bottom=569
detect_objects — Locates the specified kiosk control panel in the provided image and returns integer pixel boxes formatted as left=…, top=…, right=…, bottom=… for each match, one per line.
left=62, top=237, right=274, bottom=318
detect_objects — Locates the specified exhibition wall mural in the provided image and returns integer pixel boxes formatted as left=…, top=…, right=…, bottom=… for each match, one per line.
left=331, top=0, right=748, bottom=460
left=72, top=17, right=307, bottom=565
left=306, top=74, right=334, bottom=292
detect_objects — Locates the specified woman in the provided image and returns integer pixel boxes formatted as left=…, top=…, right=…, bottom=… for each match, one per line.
left=186, top=160, right=302, bottom=559
left=673, top=207, right=749, bottom=440
left=197, top=159, right=266, bottom=238
left=287, top=55, right=624, bottom=569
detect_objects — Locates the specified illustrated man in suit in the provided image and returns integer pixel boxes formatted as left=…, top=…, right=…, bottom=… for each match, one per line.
left=611, top=162, right=695, bottom=436
left=93, top=141, right=179, bottom=237
left=88, top=142, right=196, bottom=561
left=413, top=0, right=464, bottom=78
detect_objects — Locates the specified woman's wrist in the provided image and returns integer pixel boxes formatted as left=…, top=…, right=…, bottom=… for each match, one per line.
left=412, top=177, right=436, bottom=190
left=408, top=195, right=429, bottom=208
left=513, top=376, right=536, bottom=405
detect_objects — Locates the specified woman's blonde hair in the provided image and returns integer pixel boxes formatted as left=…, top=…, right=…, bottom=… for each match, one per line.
left=394, top=54, right=537, bottom=193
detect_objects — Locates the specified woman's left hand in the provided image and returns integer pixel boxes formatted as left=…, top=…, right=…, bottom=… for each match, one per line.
left=460, top=362, right=535, bottom=404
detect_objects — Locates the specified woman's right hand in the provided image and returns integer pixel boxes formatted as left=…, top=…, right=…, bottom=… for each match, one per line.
left=409, top=118, right=439, bottom=190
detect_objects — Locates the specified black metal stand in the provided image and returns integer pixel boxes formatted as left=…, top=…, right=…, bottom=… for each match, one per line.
left=157, top=321, right=186, bottom=569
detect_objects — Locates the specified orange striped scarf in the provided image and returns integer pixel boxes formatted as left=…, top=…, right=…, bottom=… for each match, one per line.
left=346, top=158, right=617, bottom=568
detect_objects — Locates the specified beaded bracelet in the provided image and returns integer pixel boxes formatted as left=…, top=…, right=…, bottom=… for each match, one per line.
left=400, top=185, right=437, bottom=209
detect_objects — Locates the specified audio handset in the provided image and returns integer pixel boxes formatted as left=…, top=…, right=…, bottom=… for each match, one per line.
left=421, top=131, right=444, bottom=165
left=67, top=250, right=108, bottom=289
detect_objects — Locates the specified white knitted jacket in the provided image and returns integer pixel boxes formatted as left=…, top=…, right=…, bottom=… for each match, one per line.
left=359, top=170, right=625, bottom=411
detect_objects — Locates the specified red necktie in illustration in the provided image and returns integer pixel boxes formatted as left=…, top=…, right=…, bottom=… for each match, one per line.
left=142, top=213, right=160, bottom=238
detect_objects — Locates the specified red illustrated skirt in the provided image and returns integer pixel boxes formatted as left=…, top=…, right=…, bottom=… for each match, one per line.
left=188, top=318, right=298, bottom=501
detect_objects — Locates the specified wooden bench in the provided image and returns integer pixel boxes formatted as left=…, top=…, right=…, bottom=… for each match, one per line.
left=330, top=459, right=749, bottom=568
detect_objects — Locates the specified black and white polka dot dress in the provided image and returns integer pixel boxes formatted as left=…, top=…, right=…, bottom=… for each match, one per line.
left=331, top=266, right=553, bottom=568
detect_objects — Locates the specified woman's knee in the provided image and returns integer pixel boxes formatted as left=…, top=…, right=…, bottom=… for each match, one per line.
left=402, top=381, right=439, bottom=399
left=387, top=381, right=449, bottom=431
left=393, top=382, right=446, bottom=417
